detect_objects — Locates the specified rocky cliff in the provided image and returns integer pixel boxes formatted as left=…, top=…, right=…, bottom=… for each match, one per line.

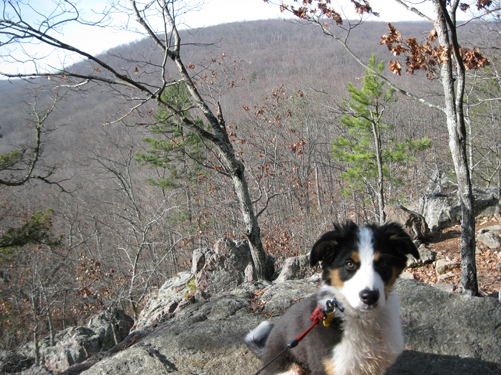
left=66, top=276, right=501, bottom=375
left=5, top=235, right=501, bottom=375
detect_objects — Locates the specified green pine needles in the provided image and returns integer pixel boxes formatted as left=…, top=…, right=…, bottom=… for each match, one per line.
left=136, top=83, right=210, bottom=191
left=332, top=54, right=432, bottom=222
left=0, top=208, right=62, bottom=250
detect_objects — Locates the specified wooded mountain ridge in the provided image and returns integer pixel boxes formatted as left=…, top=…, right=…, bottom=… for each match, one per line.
left=0, top=19, right=437, bottom=152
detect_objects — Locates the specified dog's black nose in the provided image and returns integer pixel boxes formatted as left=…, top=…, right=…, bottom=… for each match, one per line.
left=359, top=289, right=380, bottom=306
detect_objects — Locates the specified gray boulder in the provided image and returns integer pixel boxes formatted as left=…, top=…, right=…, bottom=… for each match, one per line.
left=194, top=238, right=272, bottom=295
left=419, top=187, right=500, bottom=232
left=478, top=225, right=501, bottom=249
left=424, top=169, right=451, bottom=194
left=80, top=282, right=275, bottom=375
left=419, top=192, right=461, bottom=232
left=214, top=237, right=253, bottom=272
left=134, top=271, right=193, bottom=331
left=407, top=244, right=436, bottom=268
left=191, top=248, right=208, bottom=274
left=78, top=278, right=501, bottom=375
left=86, top=307, right=134, bottom=350
left=14, top=308, right=133, bottom=373
left=41, top=326, right=103, bottom=371
left=136, top=239, right=274, bottom=331
left=260, top=278, right=318, bottom=313
left=472, top=186, right=500, bottom=217
left=384, top=204, right=430, bottom=240
left=11, top=365, right=55, bottom=375
left=388, top=279, right=501, bottom=374
left=0, top=349, right=34, bottom=373
left=274, top=255, right=315, bottom=283
left=194, top=249, right=246, bottom=294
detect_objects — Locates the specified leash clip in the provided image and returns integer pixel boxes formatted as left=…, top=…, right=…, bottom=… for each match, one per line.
left=326, top=298, right=344, bottom=313
left=323, top=299, right=344, bottom=327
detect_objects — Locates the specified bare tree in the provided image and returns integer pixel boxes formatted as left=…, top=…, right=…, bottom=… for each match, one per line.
left=0, top=1, right=273, bottom=279
left=84, top=127, right=189, bottom=319
left=0, top=216, right=71, bottom=361
left=0, top=87, right=62, bottom=187
left=274, top=0, right=498, bottom=295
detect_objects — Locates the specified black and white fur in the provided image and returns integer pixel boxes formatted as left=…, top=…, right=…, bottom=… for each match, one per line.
left=245, top=221, right=419, bottom=375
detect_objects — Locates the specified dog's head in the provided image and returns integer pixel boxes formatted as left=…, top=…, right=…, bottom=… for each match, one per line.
left=310, top=221, right=419, bottom=312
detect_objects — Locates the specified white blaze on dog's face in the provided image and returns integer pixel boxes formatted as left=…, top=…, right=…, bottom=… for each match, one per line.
left=311, top=222, right=418, bottom=313
left=341, top=227, right=386, bottom=311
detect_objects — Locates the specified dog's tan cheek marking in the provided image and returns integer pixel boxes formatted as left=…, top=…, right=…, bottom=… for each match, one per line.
left=385, top=265, right=403, bottom=294
left=329, top=269, right=344, bottom=288
left=323, top=358, right=336, bottom=375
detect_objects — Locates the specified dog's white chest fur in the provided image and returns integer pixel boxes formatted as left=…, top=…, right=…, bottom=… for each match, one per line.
left=326, top=292, right=404, bottom=375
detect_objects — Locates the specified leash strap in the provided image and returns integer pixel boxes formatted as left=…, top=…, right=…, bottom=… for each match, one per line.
left=251, top=299, right=344, bottom=375
left=252, top=304, right=325, bottom=375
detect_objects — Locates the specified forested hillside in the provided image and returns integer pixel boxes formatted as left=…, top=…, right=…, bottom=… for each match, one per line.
left=1, top=17, right=500, bottom=351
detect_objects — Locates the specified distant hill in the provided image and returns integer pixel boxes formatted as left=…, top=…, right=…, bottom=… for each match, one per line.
left=0, top=19, right=434, bottom=155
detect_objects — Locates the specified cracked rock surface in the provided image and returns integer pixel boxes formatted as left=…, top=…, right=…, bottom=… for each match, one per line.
left=77, top=278, right=501, bottom=375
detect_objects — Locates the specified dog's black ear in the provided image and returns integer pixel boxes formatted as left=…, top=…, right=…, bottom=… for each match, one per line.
left=381, top=222, right=420, bottom=259
left=310, top=221, right=358, bottom=266
left=310, top=236, right=338, bottom=266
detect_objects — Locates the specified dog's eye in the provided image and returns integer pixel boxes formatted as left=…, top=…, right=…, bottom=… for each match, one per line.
left=345, top=261, right=356, bottom=270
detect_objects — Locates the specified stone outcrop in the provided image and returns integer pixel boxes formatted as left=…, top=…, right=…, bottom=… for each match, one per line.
left=391, top=280, right=501, bottom=375
left=478, top=225, right=501, bottom=249
left=192, top=238, right=273, bottom=294
left=134, top=238, right=275, bottom=332
left=419, top=187, right=500, bottom=232
left=3, top=308, right=133, bottom=374
left=133, top=271, right=194, bottom=331
left=424, top=169, right=451, bottom=194
left=384, top=204, right=430, bottom=241
left=69, top=278, right=501, bottom=375
left=0, top=350, right=34, bottom=374
left=6, top=228, right=501, bottom=375
left=419, top=192, right=461, bottom=231
left=274, top=255, right=319, bottom=283
left=406, top=244, right=436, bottom=268
left=86, top=308, right=134, bottom=352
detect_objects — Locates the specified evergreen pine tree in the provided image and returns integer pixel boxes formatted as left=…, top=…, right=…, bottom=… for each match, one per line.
left=332, top=54, right=432, bottom=223
left=136, top=83, right=209, bottom=192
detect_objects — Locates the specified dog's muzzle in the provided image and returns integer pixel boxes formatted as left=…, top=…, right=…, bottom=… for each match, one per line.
left=359, top=288, right=380, bottom=308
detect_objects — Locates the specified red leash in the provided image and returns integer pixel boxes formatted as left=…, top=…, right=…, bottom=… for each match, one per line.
left=288, top=304, right=324, bottom=348
left=252, top=304, right=324, bottom=375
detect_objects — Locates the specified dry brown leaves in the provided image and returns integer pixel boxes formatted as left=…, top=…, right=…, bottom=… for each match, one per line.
left=408, top=216, right=501, bottom=296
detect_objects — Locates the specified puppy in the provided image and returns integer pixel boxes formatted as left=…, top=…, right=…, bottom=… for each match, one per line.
left=245, top=221, right=419, bottom=375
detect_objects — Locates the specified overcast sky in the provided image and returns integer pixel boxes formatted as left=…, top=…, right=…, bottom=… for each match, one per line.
left=1, top=0, right=437, bottom=75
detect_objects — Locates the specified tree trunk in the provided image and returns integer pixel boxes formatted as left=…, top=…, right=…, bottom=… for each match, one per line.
left=48, top=308, right=55, bottom=346
left=166, top=24, right=273, bottom=281
left=227, top=155, right=273, bottom=281
left=62, top=291, right=67, bottom=330
left=372, top=122, right=385, bottom=224
left=34, top=329, right=40, bottom=367
left=434, top=0, right=478, bottom=295
left=110, top=312, right=120, bottom=346
left=315, top=163, right=323, bottom=215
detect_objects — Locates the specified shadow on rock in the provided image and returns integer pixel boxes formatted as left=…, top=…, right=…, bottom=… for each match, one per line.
left=388, top=350, right=501, bottom=375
